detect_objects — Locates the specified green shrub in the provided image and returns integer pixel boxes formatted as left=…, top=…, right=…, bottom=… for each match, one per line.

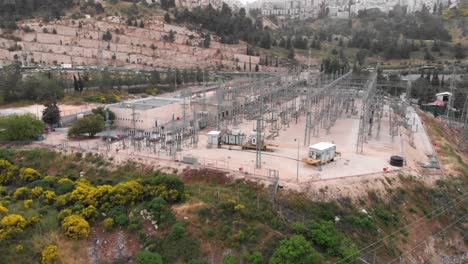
left=308, top=221, right=358, bottom=260
left=375, top=208, right=394, bottom=225
left=136, top=250, right=162, bottom=264
left=171, top=221, right=185, bottom=239
left=108, top=206, right=129, bottom=226
left=222, top=255, right=238, bottom=264
left=0, top=114, right=45, bottom=141
left=156, top=234, right=200, bottom=263
left=144, top=174, right=185, bottom=203
left=204, top=228, right=215, bottom=237
left=347, top=211, right=374, bottom=229
left=269, top=235, right=323, bottom=264
left=290, top=222, right=306, bottom=234
left=197, top=207, right=210, bottom=219
left=188, top=260, right=208, bottom=264
left=128, top=217, right=143, bottom=231
left=270, top=217, right=283, bottom=230
left=242, top=251, right=262, bottom=264
left=148, top=197, right=175, bottom=224
left=103, top=217, right=114, bottom=231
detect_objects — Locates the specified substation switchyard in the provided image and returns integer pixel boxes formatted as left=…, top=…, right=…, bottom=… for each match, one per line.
left=104, top=70, right=436, bottom=182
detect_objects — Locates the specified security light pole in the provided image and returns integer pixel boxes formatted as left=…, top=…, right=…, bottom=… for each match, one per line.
left=295, top=138, right=299, bottom=181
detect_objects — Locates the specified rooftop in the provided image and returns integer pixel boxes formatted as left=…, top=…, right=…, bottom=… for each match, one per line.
left=309, top=142, right=336, bottom=151
left=112, top=97, right=182, bottom=110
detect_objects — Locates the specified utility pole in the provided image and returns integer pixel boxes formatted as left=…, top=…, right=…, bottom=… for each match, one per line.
left=171, top=114, right=177, bottom=160
left=193, top=105, right=198, bottom=147
left=295, top=138, right=300, bottom=181
left=105, top=109, right=111, bottom=152
left=445, top=70, right=456, bottom=128
left=460, top=94, right=468, bottom=151
left=216, top=81, right=223, bottom=131
left=130, top=104, right=137, bottom=146
left=256, top=100, right=264, bottom=169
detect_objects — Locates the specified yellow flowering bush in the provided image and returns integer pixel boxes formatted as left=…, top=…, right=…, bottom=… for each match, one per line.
left=58, top=209, right=73, bottom=221
left=31, top=186, right=44, bottom=198
left=103, top=217, right=114, bottom=231
left=28, top=215, right=42, bottom=225
left=71, top=179, right=97, bottom=206
left=234, top=204, right=246, bottom=211
left=111, top=181, right=144, bottom=206
left=19, top=167, right=42, bottom=182
left=1, top=214, right=27, bottom=229
left=41, top=245, right=59, bottom=264
left=80, top=205, right=98, bottom=222
left=54, top=194, right=69, bottom=208
left=42, top=190, right=57, bottom=204
left=61, top=215, right=90, bottom=239
left=0, top=205, right=8, bottom=214
left=23, top=199, right=33, bottom=209
left=0, top=159, right=18, bottom=185
left=15, top=244, right=24, bottom=253
left=13, top=187, right=30, bottom=200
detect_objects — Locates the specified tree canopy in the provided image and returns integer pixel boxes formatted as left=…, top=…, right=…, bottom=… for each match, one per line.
left=42, top=102, right=61, bottom=127
left=173, top=5, right=268, bottom=46
left=0, top=114, right=45, bottom=141
left=68, top=114, right=104, bottom=137
left=136, top=250, right=163, bottom=264
left=91, top=107, right=115, bottom=123
left=269, top=235, right=323, bottom=264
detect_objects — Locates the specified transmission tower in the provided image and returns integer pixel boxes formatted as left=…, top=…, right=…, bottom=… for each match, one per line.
left=460, top=95, right=468, bottom=151
left=444, top=75, right=456, bottom=128
left=130, top=105, right=138, bottom=146
left=256, top=99, right=264, bottom=169
left=105, top=110, right=111, bottom=152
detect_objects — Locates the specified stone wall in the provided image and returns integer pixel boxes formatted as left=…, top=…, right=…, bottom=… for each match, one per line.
left=0, top=18, right=287, bottom=73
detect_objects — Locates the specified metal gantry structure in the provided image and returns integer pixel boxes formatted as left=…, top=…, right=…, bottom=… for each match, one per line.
left=356, top=72, right=378, bottom=153
left=113, top=69, right=390, bottom=160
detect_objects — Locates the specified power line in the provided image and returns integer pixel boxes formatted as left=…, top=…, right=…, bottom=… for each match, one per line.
left=387, top=213, right=467, bottom=264
left=335, top=193, right=468, bottom=264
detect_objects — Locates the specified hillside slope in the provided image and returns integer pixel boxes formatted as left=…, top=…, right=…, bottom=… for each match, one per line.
left=0, top=17, right=285, bottom=73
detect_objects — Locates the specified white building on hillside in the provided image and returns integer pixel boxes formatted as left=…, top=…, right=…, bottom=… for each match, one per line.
left=253, top=0, right=454, bottom=20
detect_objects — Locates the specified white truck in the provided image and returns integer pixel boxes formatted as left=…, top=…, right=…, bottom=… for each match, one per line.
left=303, top=142, right=337, bottom=165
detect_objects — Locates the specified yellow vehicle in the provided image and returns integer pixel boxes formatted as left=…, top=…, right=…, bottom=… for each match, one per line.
left=242, top=144, right=268, bottom=151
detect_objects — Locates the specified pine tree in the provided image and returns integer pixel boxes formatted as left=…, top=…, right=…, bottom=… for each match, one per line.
left=164, top=13, right=171, bottom=24
left=260, top=32, right=271, bottom=49
left=78, top=74, right=84, bottom=92
left=203, top=33, right=211, bottom=48
left=73, top=75, right=79, bottom=92
left=288, top=47, right=295, bottom=60
left=454, top=43, right=466, bottom=59
left=42, top=101, right=61, bottom=127
left=424, top=48, right=434, bottom=61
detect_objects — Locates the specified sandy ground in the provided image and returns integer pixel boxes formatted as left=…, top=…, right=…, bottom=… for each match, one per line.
left=39, top=100, right=434, bottom=188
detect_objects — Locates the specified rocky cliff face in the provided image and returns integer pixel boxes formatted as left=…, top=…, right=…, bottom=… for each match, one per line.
left=0, top=17, right=286, bottom=73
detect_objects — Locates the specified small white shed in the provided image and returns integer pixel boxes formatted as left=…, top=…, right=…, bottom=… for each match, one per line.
left=207, top=131, right=221, bottom=146
left=308, top=142, right=336, bottom=163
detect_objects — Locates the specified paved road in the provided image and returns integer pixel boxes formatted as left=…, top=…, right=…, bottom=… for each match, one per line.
left=406, top=106, right=434, bottom=155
